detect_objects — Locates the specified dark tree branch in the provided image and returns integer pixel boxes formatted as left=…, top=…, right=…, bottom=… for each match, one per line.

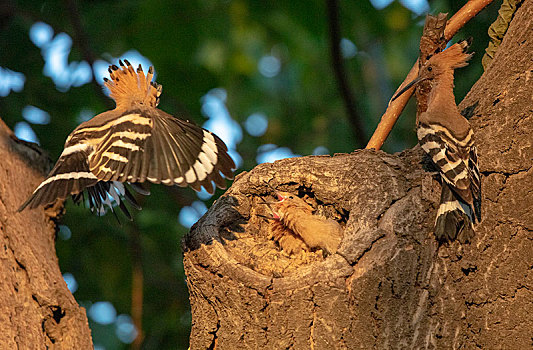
left=325, top=0, right=366, bottom=148
left=63, top=0, right=113, bottom=109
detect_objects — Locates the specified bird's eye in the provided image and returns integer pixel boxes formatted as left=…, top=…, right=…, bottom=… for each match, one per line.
left=428, top=66, right=433, bottom=72
left=289, top=196, right=293, bottom=199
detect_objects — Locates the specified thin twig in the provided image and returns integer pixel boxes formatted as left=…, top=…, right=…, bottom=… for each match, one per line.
left=365, top=0, right=494, bottom=150
left=326, top=0, right=366, bottom=147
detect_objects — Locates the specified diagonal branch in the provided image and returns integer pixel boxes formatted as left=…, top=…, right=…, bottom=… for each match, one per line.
left=326, top=0, right=366, bottom=147
left=365, top=0, right=495, bottom=151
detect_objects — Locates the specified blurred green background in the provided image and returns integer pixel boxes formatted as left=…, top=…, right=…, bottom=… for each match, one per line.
left=0, top=0, right=499, bottom=348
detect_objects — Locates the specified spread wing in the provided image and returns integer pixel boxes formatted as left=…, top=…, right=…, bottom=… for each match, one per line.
left=20, top=61, right=235, bottom=216
left=17, top=143, right=141, bottom=218
left=18, top=146, right=99, bottom=211
left=87, top=109, right=235, bottom=194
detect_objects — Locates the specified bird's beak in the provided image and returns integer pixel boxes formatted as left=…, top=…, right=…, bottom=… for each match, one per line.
left=276, top=193, right=286, bottom=202
left=257, top=198, right=281, bottom=219
left=390, top=76, right=428, bottom=102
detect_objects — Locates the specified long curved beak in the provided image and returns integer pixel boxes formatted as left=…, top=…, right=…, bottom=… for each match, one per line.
left=390, top=76, right=428, bottom=102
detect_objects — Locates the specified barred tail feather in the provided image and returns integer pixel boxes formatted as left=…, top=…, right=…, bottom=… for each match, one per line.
left=79, top=181, right=142, bottom=221
left=434, top=184, right=475, bottom=243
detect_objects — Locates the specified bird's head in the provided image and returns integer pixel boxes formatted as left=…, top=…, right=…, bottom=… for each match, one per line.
left=258, top=191, right=312, bottom=220
left=391, top=38, right=473, bottom=101
left=275, top=192, right=314, bottom=213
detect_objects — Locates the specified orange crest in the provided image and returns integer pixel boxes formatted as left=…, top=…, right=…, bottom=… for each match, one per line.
left=103, top=60, right=162, bottom=109
left=429, top=39, right=473, bottom=70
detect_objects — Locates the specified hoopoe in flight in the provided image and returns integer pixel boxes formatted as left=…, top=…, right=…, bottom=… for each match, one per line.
left=392, top=39, right=481, bottom=242
left=19, top=60, right=235, bottom=219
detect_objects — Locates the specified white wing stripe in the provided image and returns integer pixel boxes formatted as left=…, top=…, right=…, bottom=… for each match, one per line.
left=61, top=143, right=90, bottom=157
left=102, top=152, right=129, bottom=163
left=203, top=131, right=217, bottom=150
left=35, top=172, right=98, bottom=191
left=110, top=139, right=140, bottom=151
left=201, top=131, right=218, bottom=163
left=178, top=131, right=219, bottom=184
left=440, top=158, right=463, bottom=173
left=432, top=150, right=447, bottom=162
left=193, top=161, right=207, bottom=182
left=421, top=141, right=442, bottom=153
left=184, top=168, right=196, bottom=183
left=75, top=113, right=152, bottom=134
left=199, top=153, right=214, bottom=173
left=112, top=131, right=150, bottom=141
left=416, top=127, right=433, bottom=140
left=455, top=167, right=469, bottom=181
left=435, top=200, right=462, bottom=218
left=419, top=124, right=473, bottom=146
left=97, top=166, right=114, bottom=174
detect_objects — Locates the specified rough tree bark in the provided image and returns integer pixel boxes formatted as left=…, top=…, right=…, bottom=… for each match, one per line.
left=0, top=120, right=93, bottom=348
left=183, top=2, right=533, bottom=349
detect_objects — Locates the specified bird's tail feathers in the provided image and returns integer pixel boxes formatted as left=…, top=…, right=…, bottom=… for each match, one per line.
left=434, top=184, right=475, bottom=243
left=76, top=181, right=141, bottom=221
left=104, top=60, right=162, bottom=109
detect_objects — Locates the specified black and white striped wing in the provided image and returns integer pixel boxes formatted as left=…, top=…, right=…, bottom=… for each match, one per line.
left=18, top=145, right=99, bottom=211
left=417, top=122, right=474, bottom=205
left=418, top=122, right=481, bottom=241
left=434, top=183, right=475, bottom=243
left=87, top=110, right=235, bottom=194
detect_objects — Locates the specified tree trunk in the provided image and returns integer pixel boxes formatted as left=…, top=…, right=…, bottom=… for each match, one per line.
left=0, top=120, right=93, bottom=348
left=183, top=1, right=533, bottom=348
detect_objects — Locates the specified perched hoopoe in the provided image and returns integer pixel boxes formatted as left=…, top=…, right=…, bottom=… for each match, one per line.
left=19, top=60, right=235, bottom=219
left=392, top=39, right=481, bottom=242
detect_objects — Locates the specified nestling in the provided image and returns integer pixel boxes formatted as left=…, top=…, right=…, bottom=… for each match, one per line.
left=268, top=220, right=309, bottom=255
left=268, top=192, right=343, bottom=254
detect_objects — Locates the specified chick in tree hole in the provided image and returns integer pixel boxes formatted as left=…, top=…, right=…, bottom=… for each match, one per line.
left=264, top=192, right=343, bottom=255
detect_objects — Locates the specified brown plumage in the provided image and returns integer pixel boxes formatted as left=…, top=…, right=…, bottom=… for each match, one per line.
left=269, top=192, right=342, bottom=254
left=392, top=39, right=481, bottom=242
left=268, top=220, right=309, bottom=255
